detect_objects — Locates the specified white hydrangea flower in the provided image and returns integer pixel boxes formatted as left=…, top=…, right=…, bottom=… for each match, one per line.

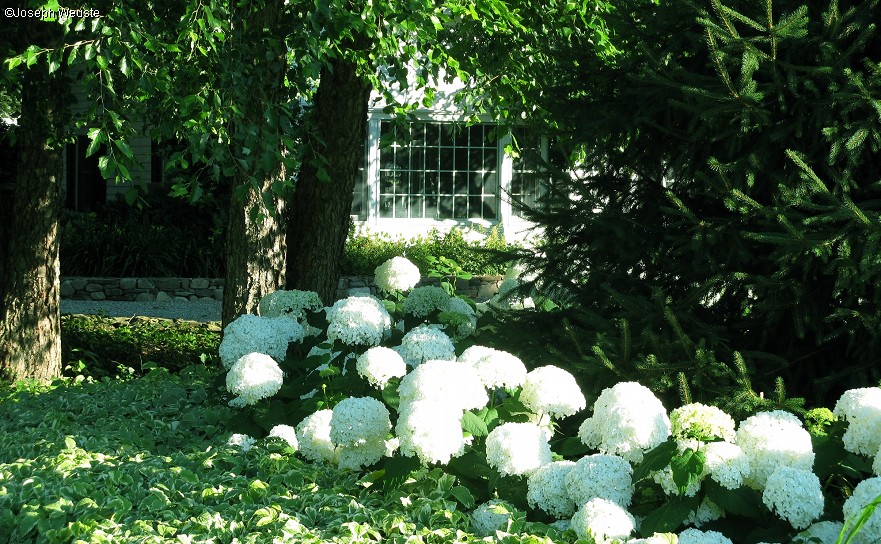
left=295, top=410, right=338, bottom=463
left=442, top=297, right=477, bottom=339
left=396, top=324, right=456, bottom=367
left=703, top=441, right=750, bottom=490
left=329, top=397, right=391, bottom=447
left=578, top=382, right=671, bottom=463
left=842, top=477, right=881, bottom=544
left=374, top=256, right=421, bottom=293
left=629, top=535, right=679, bottom=544
left=336, top=438, right=387, bottom=471
left=325, top=295, right=392, bottom=346
left=486, top=422, right=552, bottom=477
left=570, top=497, right=636, bottom=543
left=670, top=403, right=736, bottom=443
left=355, top=347, right=407, bottom=389
left=833, top=387, right=881, bottom=457
left=735, top=410, right=814, bottom=490
left=527, top=461, right=578, bottom=518
left=258, top=289, right=323, bottom=321
left=267, top=424, right=299, bottom=450
left=219, top=314, right=305, bottom=369
left=566, top=453, right=634, bottom=509
left=678, top=528, right=733, bottom=544
left=403, top=285, right=450, bottom=318
left=397, top=359, right=488, bottom=412
left=471, top=499, right=516, bottom=537
left=761, top=466, right=823, bottom=530
left=227, top=433, right=256, bottom=452
left=396, top=400, right=467, bottom=465
left=520, top=366, right=586, bottom=419
left=684, top=497, right=724, bottom=528
left=792, top=521, right=845, bottom=544
left=874, top=446, right=881, bottom=476
left=458, top=346, right=527, bottom=390
left=226, top=353, right=284, bottom=407
left=490, top=277, right=536, bottom=310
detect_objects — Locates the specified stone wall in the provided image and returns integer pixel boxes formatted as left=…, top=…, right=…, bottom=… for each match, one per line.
left=60, top=275, right=504, bottom=303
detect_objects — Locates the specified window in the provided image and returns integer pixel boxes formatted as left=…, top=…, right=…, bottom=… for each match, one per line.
left=509, top=129, right=551, bottom=218
left=378, top=121, right=499, bottom=220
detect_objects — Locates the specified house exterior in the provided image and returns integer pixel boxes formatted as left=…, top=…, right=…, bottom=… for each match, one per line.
left=62, top=77, right=547, bottom=243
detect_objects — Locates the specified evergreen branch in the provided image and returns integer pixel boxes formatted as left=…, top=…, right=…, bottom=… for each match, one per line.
left=718, top=4, right=764, bottom=32
left=678, top=372, right=692, bottom=405
left=710, top=0, right=741, bottom=39
left=705, top=29, right=739, bottom=99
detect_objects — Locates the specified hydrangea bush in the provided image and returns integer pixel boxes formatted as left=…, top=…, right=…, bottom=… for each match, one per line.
left=215, top=256, right=881, bottom=544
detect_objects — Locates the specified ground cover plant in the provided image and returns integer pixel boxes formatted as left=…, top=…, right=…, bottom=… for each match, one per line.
left=61, top=314, right=221, bottom=378
left=5, top=255, right=881, bottom=543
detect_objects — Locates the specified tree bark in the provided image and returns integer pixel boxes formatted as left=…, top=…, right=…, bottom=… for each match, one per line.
left=220, top=0, right=288, bottom=328
left=0, top=35, right=65, bottom=383
left=286, top=58, right=371, bottom=303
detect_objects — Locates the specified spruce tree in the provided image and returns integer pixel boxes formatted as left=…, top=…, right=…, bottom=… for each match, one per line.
left=496, top=0, right=881, bottom=408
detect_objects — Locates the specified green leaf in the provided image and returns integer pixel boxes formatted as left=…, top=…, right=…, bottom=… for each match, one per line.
left=670, top=448, right=705, bottom=495
left=378, top=455, right=421, bottom=492
left=703, top=479, right=762, bottom=518
left=633, top=439, right=678, bottom=483
left=449, top=486, right=476, bottom=509
left=462, top=410, right=489, bottom=437
left=552, top=436, right=590, bottom=457
left=113, top=139, right=134, bottom=159
left=639, top=495, right=700, bottom=536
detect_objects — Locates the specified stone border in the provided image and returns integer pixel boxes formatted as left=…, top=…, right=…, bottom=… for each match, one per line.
left=60, top=275, right=503, bottom=303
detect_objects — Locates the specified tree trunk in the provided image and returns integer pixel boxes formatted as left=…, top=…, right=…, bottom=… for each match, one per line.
left=220, top=0, right=288, bottom=328
left=0, top=45, right=65, bottom=383
left=286, top=58, right=371, bottom=303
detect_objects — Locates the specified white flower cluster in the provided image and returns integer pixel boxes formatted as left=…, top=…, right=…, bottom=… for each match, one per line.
left=403, top=285, right=450, bottom=318
left=684, top=497, right=724, bottom=528
left=566, top=454, right=634, bottom=509
left=219, top=314, right=305, bottom=369
left=761, top=466, right=824, bottom=529
left=395, top=400, right=466, bottom=465
left=267, top=424, right=299, bottom=450
left=735, top=410, right=814, bottom=489
left=490, top=278, right=535, bottom=310
left=670, top=403, right=736, bottom=442
left=833, top=387, right=881, bottom=457
left=311, top=397, right=392, bottom=471
left=527, top=461, right=577, bottom=518
left=395, top=325, right=456, bottom=367
left=227, top=433, right=256, bottom=452
left=442, top=297, right=477, bottom=339
left=471, top=499, right=515, bottom=536
left=355, top=347, right=406, bottom=389
left=397, top=359, right=488, bottom=411
left=520, top=366, right=586, bottom=419
left=458, top=346, right=527, bottom=390
left=226, top=353, right=284, bottom=407
left=792, top=521, right=845, bottom=544
left=258, top=289, right=323, bottom=321
left=330, top=397, right=391, bottom=447
left=703, top=441, right=750, bottom=490
left=678, top=528, right=733, bottom=544
left=571, top=498, right=635, bottom=543
left=486, top=422, right=552, bottom=477
left=374, top=256, right=421, bottom=293
left=295, top=410, right=338, bottom=464
left=842, top=477, right=881, bottom=544
left=578, top=382, right=671, bottom=463
left=325, top=295, right=391, bottom=346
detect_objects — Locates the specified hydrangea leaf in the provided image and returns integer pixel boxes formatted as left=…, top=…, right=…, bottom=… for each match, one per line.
left=462, top=410, right=489, bottom=437
left=633, top=439, right=678, bottom=483
left=703, top=479, right=762, bottom=518
left=670, top=448, right=705, bottom=495
left=638, top=495, right=700, bottom=536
